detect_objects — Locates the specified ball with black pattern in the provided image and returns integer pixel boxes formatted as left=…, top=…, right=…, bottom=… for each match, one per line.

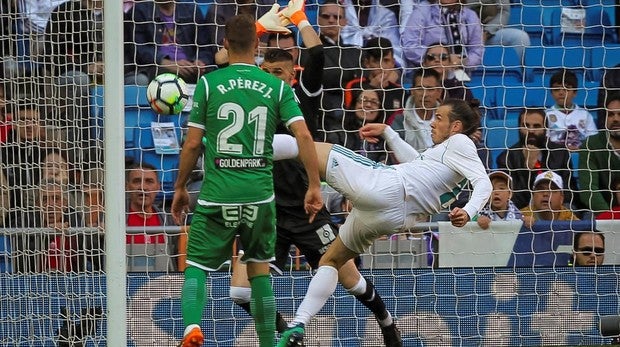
left=146, top=73, right=189, bottom=115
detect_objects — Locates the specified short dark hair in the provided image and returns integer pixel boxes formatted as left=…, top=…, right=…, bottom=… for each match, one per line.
left=605, top=91, right=620, bottom=109
left=573, top=231, right=605, bottom=252
left=125, top=162, right=159, bottom=182
left=519, top=108, right=547, bottom=127
left=411, top=67, right=442, bottom=87
left=263, top=48, right=294, bottom=64
left=225, top=14, right=256, bottom=54
left=362, top=37, right=393, bottom=62
left=549, top=69, right=578, bottom=89
left=442, top=98, right=480, bottom=136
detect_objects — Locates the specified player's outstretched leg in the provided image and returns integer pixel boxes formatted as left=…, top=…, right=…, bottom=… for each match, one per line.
left=178, top=266, right=207, bottom=347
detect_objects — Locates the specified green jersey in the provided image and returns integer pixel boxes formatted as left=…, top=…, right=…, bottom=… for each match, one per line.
left=188, top=63, right=304, bottom=204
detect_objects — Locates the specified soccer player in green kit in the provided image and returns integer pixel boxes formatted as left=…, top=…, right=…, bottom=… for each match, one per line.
left=171, top=14, right=323, bottom=347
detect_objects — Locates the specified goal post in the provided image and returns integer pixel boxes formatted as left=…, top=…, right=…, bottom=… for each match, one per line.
left=103, top=0, right=127, bottom=346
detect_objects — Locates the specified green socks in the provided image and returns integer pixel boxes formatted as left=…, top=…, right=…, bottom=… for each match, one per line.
left=181, top=266, right=207, bottom=327
left=250, top=275, right=276, bottom=347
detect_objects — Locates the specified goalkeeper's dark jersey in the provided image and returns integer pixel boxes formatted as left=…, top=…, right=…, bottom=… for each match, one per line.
left=273, top=45, right=333, bottom=230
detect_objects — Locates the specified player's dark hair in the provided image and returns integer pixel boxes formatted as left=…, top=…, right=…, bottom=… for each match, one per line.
left=442, top=98, right=480, bottom=136
left=264, top=48, right=294, bottom=64
left=225, top=14, right=256, bottom=53
left=549, top=69, right=578, bottom=89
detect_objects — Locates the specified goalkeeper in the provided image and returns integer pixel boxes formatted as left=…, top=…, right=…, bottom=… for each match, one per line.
left=225, top=1, right=402, bottom=346
left=276, top=98, right=493, bottom=347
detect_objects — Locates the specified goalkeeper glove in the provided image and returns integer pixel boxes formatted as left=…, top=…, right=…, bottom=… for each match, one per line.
left=280, top=0, right=309, bottom=28
left=256, top=3, right=291, bottom=36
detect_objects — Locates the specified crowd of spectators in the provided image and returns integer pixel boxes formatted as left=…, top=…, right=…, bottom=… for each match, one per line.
left=0, top=0, right=618, bottom=272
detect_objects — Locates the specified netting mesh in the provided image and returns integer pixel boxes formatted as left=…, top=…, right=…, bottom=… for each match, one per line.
left=0, top=0, right=619, bottom=346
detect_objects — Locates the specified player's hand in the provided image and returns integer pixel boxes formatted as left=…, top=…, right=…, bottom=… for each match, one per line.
left=172, top=187, right=190, bottom=226
left=359, top=123, right=387, bottom=143
left=448, top=207, right=470, bottom=227
left=476, top=215, right=491, bottom=230
left=304, top=186, right=323, bottom=223
left=521, top=215, right=535, bottom=229
left=280, top=0, right=307, bottom=26
left=257, top=3, right=291, bottom=35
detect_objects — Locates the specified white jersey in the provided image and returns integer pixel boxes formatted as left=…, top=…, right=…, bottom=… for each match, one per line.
left=545, top=105, right=598, bottom=148
left=393, top=133, right=491, bottom=218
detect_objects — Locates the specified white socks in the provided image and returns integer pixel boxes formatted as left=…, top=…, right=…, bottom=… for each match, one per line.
left=291, top=265, right=339, bottom=326
left=273, top=134, right=299, bottom=161
left=230, top=286, right=251, bottom=304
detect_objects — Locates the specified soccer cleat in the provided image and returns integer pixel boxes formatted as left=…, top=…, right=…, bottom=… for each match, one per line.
left=380, top=323, right=402, bottom=347
left=277, top=323, right=305, bottom=347
left=177, top=324, right=204, bottom=347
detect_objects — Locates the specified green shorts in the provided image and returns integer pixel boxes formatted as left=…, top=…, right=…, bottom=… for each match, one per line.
left=186, top=201, right=277, bottom=271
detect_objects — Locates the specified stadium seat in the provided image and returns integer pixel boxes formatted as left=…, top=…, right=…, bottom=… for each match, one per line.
left=523, top=46, right=588, bottom=82
left=542, top=6, right=616, bottom=47
left=484, top=117, right=520, bottom=169
left=588, top=44, right=620, bottom=81
left=468, top=46, right=524, bottom=88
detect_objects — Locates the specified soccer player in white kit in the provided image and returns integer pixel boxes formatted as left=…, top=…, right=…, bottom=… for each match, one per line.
left=275, top=98, right=493, bottom=346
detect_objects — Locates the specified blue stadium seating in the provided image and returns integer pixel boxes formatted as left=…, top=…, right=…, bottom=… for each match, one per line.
left=588, top=44, right=620, bottom=81
left=484, top=117, right=520, bottom=169
left=523, top=46, right=588, bottom=82
left=468, top=46, right=524, bottom=89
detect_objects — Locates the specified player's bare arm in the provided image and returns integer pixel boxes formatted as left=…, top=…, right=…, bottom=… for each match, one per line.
left=288, top=120, right=323, bottom=222
left=172, top=126, right=204, bottom=225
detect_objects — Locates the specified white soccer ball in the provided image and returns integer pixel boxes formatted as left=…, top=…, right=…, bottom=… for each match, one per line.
left=146, top=73, right=189, bottom=115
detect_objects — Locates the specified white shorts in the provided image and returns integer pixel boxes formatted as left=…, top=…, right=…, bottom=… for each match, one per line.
left=325, top=145, right=408, bottom=253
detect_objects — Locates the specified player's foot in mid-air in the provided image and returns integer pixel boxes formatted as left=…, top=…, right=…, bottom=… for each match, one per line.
left=177, top=324, right=204, bottom=347
left=380, top=322, right=403, bottom=347
left=277, top=323, right=305, bottom=347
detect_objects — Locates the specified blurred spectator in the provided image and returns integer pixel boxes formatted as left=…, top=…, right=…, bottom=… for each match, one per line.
left=205, top=0, right=271, bottom=47
left=596, top=176, right=620, bottom=220
left=401, top=0, right=484, bottom=72
left=82, top=167, right=105, bottom=228
left=0, top=81, right=11, bottom=143
left=389, top=67, right=442, bottom=153
left=45, top=0, right=100, bottom=155
left=572, top=231, right=605, bottom=266
left=465, top=0, right=530, bottom=62
left=45, top=0, right=104, bottom=84
left=497, top=108, right=574, bottom=209
left=4, top=0, right=69, bottom=77
left=40, top=148, right=82, bottom=210
left=0, top=170, right=8, bottom=227
left=596, top=65, right=620, bottom=128
left=421, top=43, right=473, bottom=101
left=545, top=69, right=598, bottom=151
left=125, top=162, right=174, bottom=245
left=312, top=0, right=363, bottom=142
left=125, top=0, right=215, bottom=84
left=520, top=171, right=579, bottom=228
left=266, top=33, right=300, bottom=65
left=344, top=37, right=406, bottom=120
left=579, top=93, right=620, bottom=214
left=342, top=87, right=389, bottom=163
left=340, top=0, right=403, bottom=67
left=475, top=171, right=522, bottom=229
left=1, top=98, right=44, bottom=227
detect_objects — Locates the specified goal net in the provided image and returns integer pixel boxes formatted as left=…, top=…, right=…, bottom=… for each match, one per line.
left=0, top=0, right=619, bottom=346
